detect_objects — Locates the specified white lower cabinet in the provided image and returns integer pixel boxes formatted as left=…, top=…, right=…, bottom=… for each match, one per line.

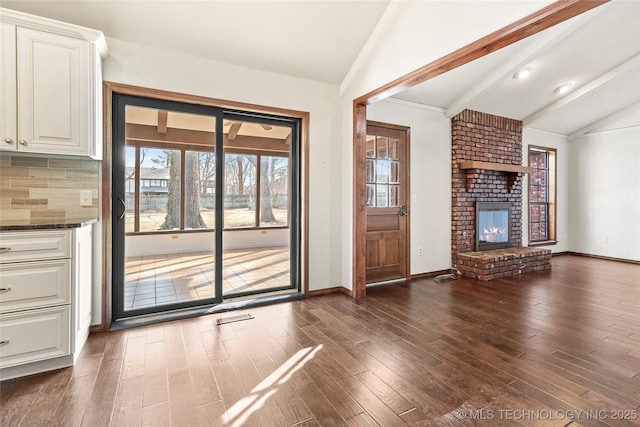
left=0, top=225, right=93, bottom=380
left=0, top=306, right=70, bottom=368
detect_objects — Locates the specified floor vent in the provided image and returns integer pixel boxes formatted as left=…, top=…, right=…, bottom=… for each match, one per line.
left=215, top=313, right=254, bottom=325
left=435, top=274, right=457, bottom=283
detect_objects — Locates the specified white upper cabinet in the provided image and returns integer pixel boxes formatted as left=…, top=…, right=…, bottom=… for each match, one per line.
left=0, top=8, right=107, bottom=159
left=0, top=22, right=17, bottom=150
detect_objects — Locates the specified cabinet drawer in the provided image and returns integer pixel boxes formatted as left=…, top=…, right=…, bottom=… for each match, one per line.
left=0, top=231, right=71, bottom=263
left=0, top=260, right=70, bottom=313
left=0, top=306, right=70, bottom=368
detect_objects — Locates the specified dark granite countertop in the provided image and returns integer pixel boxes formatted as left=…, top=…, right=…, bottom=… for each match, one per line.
left=0, top=218, right=98, bottom=231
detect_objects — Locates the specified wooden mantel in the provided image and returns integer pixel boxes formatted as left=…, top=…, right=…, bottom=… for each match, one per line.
left=459, top=160, right=532, bottom=174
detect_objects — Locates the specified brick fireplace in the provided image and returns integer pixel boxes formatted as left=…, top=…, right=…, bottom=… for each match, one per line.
left=451, top=110, right=550, bottom=280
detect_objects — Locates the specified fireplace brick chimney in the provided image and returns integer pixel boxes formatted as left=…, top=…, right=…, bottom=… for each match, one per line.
left=451, top=110, right=524, bottom=269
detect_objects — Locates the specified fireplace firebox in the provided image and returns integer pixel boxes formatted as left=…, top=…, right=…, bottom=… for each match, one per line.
left=476, top=202, right=511, bottom=251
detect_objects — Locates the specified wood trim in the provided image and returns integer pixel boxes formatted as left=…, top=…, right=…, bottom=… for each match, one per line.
left=103, top=82, right=311, bottom=118
left=101, top=82, right=114, bottom=329
left=307, top=286, right=353, bottom=297
left=101, top=81, right=311, bottom=326
left=459, top=161, right=532, bottom=173
left=529, top=240, right=558, bottom=247
left=565, top=251, right=640, bottom=265
left=352, top=0, right=608, bottom=298
left=89, top=324, right=106, bottom=333
left=551, top=251, right=569, bottom=257
left=528, top=144, right=557, bottom=242
left=353, top=102, right=367, bottom=298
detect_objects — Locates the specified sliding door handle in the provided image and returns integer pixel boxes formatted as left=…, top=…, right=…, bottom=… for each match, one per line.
left=117, top=197, right=126, bottom=220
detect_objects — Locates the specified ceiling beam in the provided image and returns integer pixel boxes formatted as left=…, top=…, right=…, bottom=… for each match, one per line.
left=445, top=3, right=610, bottom=118
left=523, top=54, right=640, bottom=126
left=227, top=122, right=242, bottom=140
left=125, top=123, right=289, bottom=153
left=568, top=101, right=640, bottom=141
left=355, top=0, right=610, bottom=105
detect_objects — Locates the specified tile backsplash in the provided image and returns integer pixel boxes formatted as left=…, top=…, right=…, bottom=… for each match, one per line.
left=0, top=153, right=100, bottom=225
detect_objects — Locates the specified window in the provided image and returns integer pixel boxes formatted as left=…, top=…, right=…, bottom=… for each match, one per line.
left=528, top=146, right=556, bottom=243
left=125, top=139, right=289, bottom=233
left=223, top=152, right=289, bottom=228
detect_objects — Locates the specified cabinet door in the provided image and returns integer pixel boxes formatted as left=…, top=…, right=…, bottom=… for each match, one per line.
left=16, top=28, right=90, bottom=155
left=0, top=306, right=70, bottom=368
left=73, top=225, right=92, bottom=353
left=0, top=23, right=16, bottom=152
left=0, top=259, right=71, bottom=314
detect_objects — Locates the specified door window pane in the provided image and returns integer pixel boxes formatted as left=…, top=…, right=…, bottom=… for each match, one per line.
left=139, top=148, right=180, bottom=232
left=389, top=138, right=399, bottom=159
left=224, top=153, right=257, bottom=228
left=376, top=185, right=388, bottom=207
left=124, top=146, right=136, bottom=233
left=376, top=136, right=388, bottom=158
left=260, top=156, right=289, bottom=227
left=376, top=159, right=390, bottom=183
left=366, top=135, right=375, bottom=158
left=389, top=185, right=399, bottom=207
left=198, top=152, right=216, bottom=229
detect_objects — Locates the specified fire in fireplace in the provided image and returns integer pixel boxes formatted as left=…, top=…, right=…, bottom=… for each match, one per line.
left=476, top=202, right=511, bottom=251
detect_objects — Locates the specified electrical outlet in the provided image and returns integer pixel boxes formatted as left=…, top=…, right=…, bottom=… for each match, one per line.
left=418, top=246, right=423, bottom=256
left=79, top=190, right=92, bottom=206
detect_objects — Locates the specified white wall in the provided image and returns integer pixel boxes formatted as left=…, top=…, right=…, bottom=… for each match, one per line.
left=103, top=37, right=343, bottom=292
left=339, top=1, right=555, bottom=289
left=522, top=128, right=569, bottom=252
left=569, top=126, right=640, bottom=261
left=367, top=99, right=451, bottom=274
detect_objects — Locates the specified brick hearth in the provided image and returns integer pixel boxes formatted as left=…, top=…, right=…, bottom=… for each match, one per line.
left=456, top=247, right=551, bottom=281
left=451, top=109, right=551, bottom=280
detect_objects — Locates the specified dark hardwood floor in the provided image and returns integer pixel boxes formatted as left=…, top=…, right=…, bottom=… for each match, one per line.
left=1, top=255, right=639, bottom=426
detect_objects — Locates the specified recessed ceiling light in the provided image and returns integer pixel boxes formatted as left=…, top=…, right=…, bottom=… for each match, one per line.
left=554, top=82, right=573, bottom=95
left=513, top=67, right=532, bottom=80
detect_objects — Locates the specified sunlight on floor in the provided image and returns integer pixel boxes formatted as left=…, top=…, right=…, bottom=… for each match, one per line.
left=124, top=246, right=290, bottom=310
left=223, top=345, right=323, bottom=427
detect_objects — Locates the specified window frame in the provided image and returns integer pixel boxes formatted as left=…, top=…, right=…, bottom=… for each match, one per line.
left=528, top=145, right=557, bottom=245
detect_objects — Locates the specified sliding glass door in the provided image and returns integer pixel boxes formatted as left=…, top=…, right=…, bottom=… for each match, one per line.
left=112, top=96, right=300, bottom=321
left=222, top=114, right=300, bottom=298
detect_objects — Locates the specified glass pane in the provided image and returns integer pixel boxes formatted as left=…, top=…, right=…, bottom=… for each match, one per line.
left=390, top=161, right=399, bottom=184
left=366, top=135, right=375, bottom=158
left=376, top=159, right=390, bottom=183
left=260, top=156, right=289, bottom=227
left=223, top=119, right=293, bottom=298
left=224, top=153, right=257, bottom=228
left=376, top=136, right=388, bottom=158
left=389, top=138, right=399, bottom=160
left=389, top=185, right=399, bottom=207
left=139, top=148, right=180, bottom=232
left=366, top=184, right=375, bottom=207
left=366, top=159, right=375, bottom=183
left=376, top=185, right=388, bottom=208
left=124, top=146, right=136, bottom=232
left=180, top=151, right=215, bottom=230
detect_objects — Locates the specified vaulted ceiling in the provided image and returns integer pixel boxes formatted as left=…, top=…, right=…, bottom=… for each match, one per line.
left=3, top=0, right=638, bottom=137
left=392, top=1, right=640, bottom=138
